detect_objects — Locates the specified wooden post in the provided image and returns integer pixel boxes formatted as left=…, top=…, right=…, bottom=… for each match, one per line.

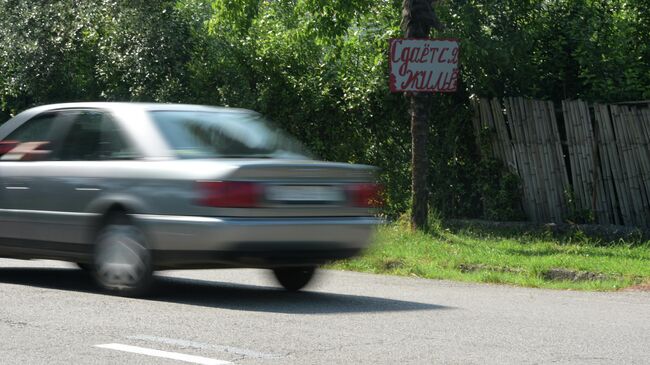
left=401, top=0, right=444, bottom=230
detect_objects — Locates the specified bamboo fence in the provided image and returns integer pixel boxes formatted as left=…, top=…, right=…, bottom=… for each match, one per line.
left=473, top=97, right=568, bottom=222
left=473, top=97, right=650, bottom=227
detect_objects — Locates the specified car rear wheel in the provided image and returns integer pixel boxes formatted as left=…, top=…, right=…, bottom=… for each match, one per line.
left=92, top=218, right=153, bottom=296
left=272, top=266, right=316, bottom=291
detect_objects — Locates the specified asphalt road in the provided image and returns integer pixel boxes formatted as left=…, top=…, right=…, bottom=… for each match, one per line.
left=0, top=258, right=648, bottom=365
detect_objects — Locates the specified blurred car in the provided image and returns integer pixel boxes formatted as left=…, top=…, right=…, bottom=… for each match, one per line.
left=0, top=103, right=381, bottom=295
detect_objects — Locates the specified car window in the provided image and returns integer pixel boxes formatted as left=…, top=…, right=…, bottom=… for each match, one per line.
left=56, top=111, right=136, bottom=161
left=98, top=115, right=137, bottom=160
left=150, top=111, right=310, bottom=159
left=3, top=112, right=57, bottom=143
left=0, top=112, right=58, bottom=161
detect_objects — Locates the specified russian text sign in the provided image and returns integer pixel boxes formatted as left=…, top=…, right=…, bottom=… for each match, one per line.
left=389, top=38, right=460, bottom=93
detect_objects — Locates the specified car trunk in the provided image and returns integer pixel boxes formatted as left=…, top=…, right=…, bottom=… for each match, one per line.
left=197, top=160, right=380, bottom=218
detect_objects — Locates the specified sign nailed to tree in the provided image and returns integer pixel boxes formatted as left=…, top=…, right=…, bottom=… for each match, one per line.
left=389, top=38, right=460, bottom=93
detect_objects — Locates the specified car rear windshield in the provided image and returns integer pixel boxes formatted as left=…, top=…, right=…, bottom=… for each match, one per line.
left=150, top=110, right=311, bottom=159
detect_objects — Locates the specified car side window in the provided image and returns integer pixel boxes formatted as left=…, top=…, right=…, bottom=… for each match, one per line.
left=56, top=111, right=136, bottom=161
left=98, top=115, right=137, bottom=160
left=0, top=112, right=58, bottom=161
left=3, top=112, right=57, bottom=143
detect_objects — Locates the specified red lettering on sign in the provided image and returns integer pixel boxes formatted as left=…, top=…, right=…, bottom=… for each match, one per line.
left=437, top=47, right=449, bottom=63
left=420, top=47, right=430, bottom=63
left=429, top=48, right=439, bottom=63
left=390, top=39, right=402, bottom=63
left=389, top=38, right=460, bottom=93
left=450, top=47, right=459, bottom=64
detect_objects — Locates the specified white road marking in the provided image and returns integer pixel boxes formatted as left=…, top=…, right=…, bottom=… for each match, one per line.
left=128, top=334, right=281, bottom=359
left=95, top=343, right=232, bottom=365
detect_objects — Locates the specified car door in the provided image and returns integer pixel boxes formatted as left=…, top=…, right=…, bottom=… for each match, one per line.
left=32, top=109, right=138, bottom=248
left=0, top=111, right=64, bottom=250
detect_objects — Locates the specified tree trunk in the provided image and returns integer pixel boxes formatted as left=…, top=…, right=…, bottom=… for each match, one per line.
left=401, top=0, right=443, bottom=230
left=410, top=93, right=431, bottom=229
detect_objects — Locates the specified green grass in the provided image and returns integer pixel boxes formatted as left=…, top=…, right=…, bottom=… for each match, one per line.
left=329, top=221, right=650, bottom=291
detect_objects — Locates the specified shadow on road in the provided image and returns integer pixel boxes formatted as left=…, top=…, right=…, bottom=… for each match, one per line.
left=0, top=267, right=450, bottom=314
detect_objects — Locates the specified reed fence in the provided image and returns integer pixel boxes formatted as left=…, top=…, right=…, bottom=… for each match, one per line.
left=473, top=97, right=650, bottom=227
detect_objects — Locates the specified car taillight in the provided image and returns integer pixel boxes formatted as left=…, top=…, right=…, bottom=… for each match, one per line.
left=196, top=181, right=262, bottom=208
left=347, top=183, right=383, bottom=208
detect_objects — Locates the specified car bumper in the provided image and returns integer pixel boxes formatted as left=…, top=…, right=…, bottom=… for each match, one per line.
left=132, top=214, right=381, bottom=268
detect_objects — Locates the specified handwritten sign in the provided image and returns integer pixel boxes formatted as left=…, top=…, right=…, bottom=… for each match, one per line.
left=389, top=38, right=460, bottom=93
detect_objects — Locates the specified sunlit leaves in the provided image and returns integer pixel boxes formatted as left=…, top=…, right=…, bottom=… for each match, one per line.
left=0, top=1, right=194, bottom=109
left=437, top=0, right=650, bottom=101
left=0, top=0, right=648, bottom=217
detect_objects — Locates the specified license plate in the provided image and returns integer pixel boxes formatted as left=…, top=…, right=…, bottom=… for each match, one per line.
left=265, top=185, right=344, bottom=202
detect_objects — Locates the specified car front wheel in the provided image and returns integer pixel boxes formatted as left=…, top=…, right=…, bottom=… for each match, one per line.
left=92, top=221, right=153, bottom=296
left=272, top=267, right=316, bottom=291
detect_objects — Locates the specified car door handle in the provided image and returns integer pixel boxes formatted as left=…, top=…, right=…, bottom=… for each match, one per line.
left=5, top=186, right=29, bottom=190
left=4, top=180, right=30, bottom=190
left=75, top=187, right=101, bottom=191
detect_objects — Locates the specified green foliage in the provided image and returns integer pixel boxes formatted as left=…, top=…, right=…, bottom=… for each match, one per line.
left=564, top=189, right=595, bottom=224
left=0, top=0, right=648, bottom=221
left=436, top=0, right=650, bottom=101
left=0, top=0, right=196, bottom=111
left=477, top=159, right=526, bottom=221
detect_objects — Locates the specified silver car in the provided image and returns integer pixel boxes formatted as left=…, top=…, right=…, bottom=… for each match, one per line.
left=0, top=103, right=381, bottom=295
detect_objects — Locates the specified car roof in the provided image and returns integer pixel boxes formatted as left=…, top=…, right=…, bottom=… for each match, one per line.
left=0, top=103, right=260, bottom=156
left=21, top=102, right=253, bottom=115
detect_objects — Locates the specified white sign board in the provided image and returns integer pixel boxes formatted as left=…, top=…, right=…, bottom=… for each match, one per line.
left=389, top=38, right=460, bottom=93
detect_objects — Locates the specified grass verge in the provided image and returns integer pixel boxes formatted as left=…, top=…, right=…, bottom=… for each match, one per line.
left=329, top=220, right=650, bottom=291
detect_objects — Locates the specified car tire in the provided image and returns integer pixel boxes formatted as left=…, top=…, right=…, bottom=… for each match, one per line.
left=92, top=217, right=153, bottom=297
left=272, top=266, right=316, bottom=291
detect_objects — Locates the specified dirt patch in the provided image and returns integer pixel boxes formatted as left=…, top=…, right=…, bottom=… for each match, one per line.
left=457, top=263, right=525, bottom=274
left=542, top=268, right=609, bottom=282
left=458, top=265, right=624, bottom=283
left=622, top=283, right=650, bottom=292
left=380, top=258, right=405, bottom=270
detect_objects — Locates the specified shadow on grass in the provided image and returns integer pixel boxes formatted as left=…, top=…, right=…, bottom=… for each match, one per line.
left=444, top=221, right=650, bottom=246
left=445, top=225, right=551, bottom=242
left=0, top=267, right=451, bottom=314
left=503, top=246, right=649, bottom=261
